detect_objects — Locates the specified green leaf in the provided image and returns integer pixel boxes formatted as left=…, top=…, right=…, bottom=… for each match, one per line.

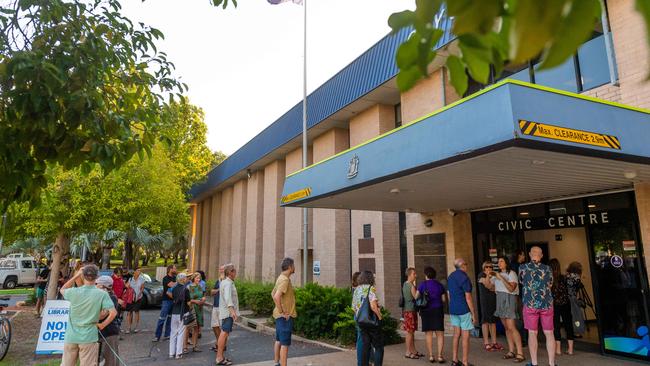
left=539, top=0, right=600, bottom=69
left=396, top=65, right=423, bottom=92
left=449, top=0, right=502, bottom=35
left=395, top=34, right=419, bottom=69
left=458, top=35, right=492, bottom=84
left=509, top=0, right=566, bottom=63
left=636, top=0, right=650, bottom=78
left=388, top=10, right=415, bottom=32
left=446, top=55, right=469, bottom=96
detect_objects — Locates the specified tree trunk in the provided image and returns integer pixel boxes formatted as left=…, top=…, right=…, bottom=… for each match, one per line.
left=134, top=244, right=141, bottom=269
left=101, top=245, right=112, bottom=270
left=173, top=249, right=179, bottom=265
left=124, top=237, right=133, bottom=270
left=47, top=232, right=69, bottom=300
left=180, top=248, right=187, bottom=266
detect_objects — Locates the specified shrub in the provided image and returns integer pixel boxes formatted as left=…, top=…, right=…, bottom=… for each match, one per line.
left=333, top=306, right=403, bottom=346
left=293, top=283, right=352, bottom=339
left=234, top=280, right=275, bottom=316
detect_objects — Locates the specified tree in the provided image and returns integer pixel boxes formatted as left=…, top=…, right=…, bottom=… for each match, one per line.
left=389, top=0, right=650, bottom=95
left=0, top=0, right=185, bottom=212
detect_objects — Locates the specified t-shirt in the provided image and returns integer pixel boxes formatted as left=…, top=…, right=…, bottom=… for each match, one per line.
left=162, top=275, right=176, bottom=301
left=447, top=269, right=472, bottom=315
left=112, top=275, right=125, bottom=300
left=219, top=278, right=240, bottom=320
left=402, top=282, right=415, bottom=311
left=272, top=274, right=297, bottom=319
left=63, top=285, right=115, bottom=344
left=213, top=280, right=220, bottom=306
left=491, top=270, right=518, bottom=295
left=417, top=279, right=445, bottom=310
left=38, top=268, right=50, bottom=290
left=129, top=276, right=145, bottom=300
left=352, top=285, right=377, bottom=316
left=519, top=261, right=553, bottom=310
left=171, top=284, right=190, bottom=315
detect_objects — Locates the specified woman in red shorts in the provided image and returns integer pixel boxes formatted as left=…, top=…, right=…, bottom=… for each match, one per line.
left=402, top=268, right=422, bottom=359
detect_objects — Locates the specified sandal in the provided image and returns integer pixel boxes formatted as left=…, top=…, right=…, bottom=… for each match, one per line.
left=404, top=353, right=419, bottom=359
left=193, top=347, right=202, bottom=352
left=503, top=351, right=516, bottom=359
left=436, top=356, right=446, bottom=363
left=428, top=356, right=435, bottom=363
left=492, top=343, right=504, bottom=351
left=513, top=354, right=525, bottom=363
left=216, top=360, right=233, bottom=366
left=484, top=343, right=493, bottom=351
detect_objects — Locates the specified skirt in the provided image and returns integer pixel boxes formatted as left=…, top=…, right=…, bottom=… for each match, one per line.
left=420, top=307, right=444, bottom=332
left=494, top=292, right=518, bottom=320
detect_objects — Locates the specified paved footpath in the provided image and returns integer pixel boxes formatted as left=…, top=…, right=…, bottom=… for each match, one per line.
left=119, top=308, right=335, bottom=366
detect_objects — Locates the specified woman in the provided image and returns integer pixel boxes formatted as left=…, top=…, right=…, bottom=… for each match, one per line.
left=550, top=258, right=574, bottom=355
left=96, top=275, right=121, bottom=366
left=402, top=268, right=422, bottom=359
left=126, top=268, right=145, bottom=333
left=477, top=261, right=500, bottom=352
left=566, top=261, right=586, bottom=338
left=352, top=271, right=384, bottom=366
left=170, top=273, right=191, bottom=359
left=491, top=256, right=524, bottom=363
left=186, top=273, right=206, bottom=353
left=416, top=266, right=446, bottom=363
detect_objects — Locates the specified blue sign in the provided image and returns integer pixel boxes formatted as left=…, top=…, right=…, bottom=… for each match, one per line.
left=611, top=255, right=624, bottom=268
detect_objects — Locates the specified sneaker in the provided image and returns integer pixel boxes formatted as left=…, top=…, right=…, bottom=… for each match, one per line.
left=152, top=337, right=160, bottom=342
left=163, top=336, right=170, bottom=341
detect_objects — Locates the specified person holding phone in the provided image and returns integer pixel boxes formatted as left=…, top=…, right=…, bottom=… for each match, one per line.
left=490, top=256, right=525, bottom=363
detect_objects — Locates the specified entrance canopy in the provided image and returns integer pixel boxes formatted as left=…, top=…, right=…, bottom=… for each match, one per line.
left=280, top=80, right=650, bottom=212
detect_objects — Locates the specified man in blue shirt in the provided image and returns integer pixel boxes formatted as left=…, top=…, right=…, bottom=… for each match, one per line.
left=447, top=258, right=477, bottom=366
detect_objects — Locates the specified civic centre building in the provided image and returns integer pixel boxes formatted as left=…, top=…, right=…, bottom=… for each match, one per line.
left=189, top=0, right=650, bottom=361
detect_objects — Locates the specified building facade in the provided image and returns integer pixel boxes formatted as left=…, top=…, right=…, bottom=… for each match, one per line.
left=190, top=0, right=650, bottom=361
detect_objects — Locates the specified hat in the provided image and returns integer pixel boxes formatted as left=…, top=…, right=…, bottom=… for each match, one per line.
left=96, top=275, right=113, bottom=288
left=177, top=272, right=187, bottom=281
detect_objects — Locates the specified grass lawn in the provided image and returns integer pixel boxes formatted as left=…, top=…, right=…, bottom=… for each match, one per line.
left=108, top=257, right=186, bottom=278
left=0, top=287, right=33, bottom=296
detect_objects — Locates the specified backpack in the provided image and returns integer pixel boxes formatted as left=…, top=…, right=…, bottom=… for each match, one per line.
left=123, top=287, right=135, bottom=305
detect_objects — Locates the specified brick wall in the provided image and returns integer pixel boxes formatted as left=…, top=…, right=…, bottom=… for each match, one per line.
left=208, top=193, right=222, bottom=279
left=200, top=197, right=212, bottom=272
left=244, top=171, right=264, bottom=281
left=231, top=179, right=248, bottom=275
left=219, top=187, right=233, bottom=268
left=262, top=160, right=286, bottom=281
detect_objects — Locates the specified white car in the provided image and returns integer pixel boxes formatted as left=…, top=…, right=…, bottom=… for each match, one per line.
left=0, top=257, right=38, bottom=289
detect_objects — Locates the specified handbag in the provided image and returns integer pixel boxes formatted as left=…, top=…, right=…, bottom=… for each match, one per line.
left=183, top=308, right=197, bottom=327
left=415, top=290, right=429, bottom=311
left=356, top=286, right=379, bottom=329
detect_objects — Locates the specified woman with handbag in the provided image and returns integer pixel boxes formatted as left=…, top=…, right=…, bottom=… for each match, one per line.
left=550, top=259, right=574, bottom=355
left=566, top=262, right=586, bottom=337
left=170, top=273, right=191, bottom=360
left=352, top=270, right=384, bottom=366
left=185, top=273, right=206, bottom=353
left=416, top=266, right=447, bottom=363
left=402, top=267, right=422, bottom=359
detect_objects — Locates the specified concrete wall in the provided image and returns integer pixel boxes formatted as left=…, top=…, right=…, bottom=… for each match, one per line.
left=231, top=179, right=248, bottom=275
left=312, top=128, right=351, bottom=287
left=245, top=171, right=264, bottom=281
left=208, top=193, right=222, bottom=279
left=200, top=197, right=212, bottom=272
left=262, top=160, right=286, bottom=281
left=219, top=187, right=233, bottom=271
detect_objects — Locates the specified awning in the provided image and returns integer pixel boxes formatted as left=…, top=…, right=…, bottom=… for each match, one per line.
left=280, top=80, right=650, bottom=212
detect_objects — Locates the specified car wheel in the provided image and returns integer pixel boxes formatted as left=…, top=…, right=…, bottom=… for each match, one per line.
left=3, top=278, right=16, bottom=289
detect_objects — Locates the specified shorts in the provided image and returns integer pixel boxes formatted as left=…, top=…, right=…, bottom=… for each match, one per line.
left=523, top=305, right=554, bottom=331
left=275, top=317, right=293, bottom=346
left=126, top=298, right=141, bottom=312
left=402, top=311, right=418, bottom=333
left=420, top=307, right=444, bottom=332
left=211, top=307, right=221, bottom=328
left=450, top=312, right=473, bottom=331
left=36, top=287, right=45, bottom=299
left=494, top=293, right=519, bottom=320
left=221, top=317, right=234, bottom=333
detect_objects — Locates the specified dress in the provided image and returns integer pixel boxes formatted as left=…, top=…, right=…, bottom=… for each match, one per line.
left=417, top=279, right=446, bottom=331
left=188, top=284, right=204, bottom=327
left=478, top=273, right=497, bottom=324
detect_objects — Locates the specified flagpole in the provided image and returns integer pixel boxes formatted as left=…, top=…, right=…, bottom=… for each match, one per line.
left=301, top=0, right=308, bottom=286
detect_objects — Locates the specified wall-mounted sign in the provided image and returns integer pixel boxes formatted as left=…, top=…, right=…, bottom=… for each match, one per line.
left=347, top=155, right=359, bottom=179
left=497, top=211, right=610, bottom=232
left=489, top=248, right=497, bottom=257
left=281, top=187, right=312, bottom=204
left=313, top=260, right=321, bottom=276
left=611, top=255, right=624, bottom=268
left=623, top=240, right=636, bottom=252
left=519, top=120, right=621, bottom=150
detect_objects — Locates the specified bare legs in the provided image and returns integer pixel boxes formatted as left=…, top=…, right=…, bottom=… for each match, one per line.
left=481, top=323, right=497, bottom=346
left=212, top=326, right=221, bottom=350
left=405, top=331, right=416, bottom=356
left=274, top=341, right=289, bottom=366
left=452, top=327, right=470, bottom=365
left=528, top=330, right=556, bottom=366
left=503, top=318, right=523, bottom=356
left=216, top=331, right=229, bottom=362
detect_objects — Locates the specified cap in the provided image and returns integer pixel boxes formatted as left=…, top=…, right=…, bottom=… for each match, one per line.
left=96, top=275, right=113, bottom=288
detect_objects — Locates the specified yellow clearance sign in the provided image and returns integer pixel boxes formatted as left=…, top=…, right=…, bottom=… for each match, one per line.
left=281, top=187, right=312, bottom=204
left=519, top=120, right=621, bottom=150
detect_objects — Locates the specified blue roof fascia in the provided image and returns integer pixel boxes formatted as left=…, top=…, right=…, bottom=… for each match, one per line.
left=189, top=20, right=456, bottom=201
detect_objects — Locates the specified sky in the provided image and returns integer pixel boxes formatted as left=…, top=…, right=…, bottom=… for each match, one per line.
left=119, top=0, right=413, bottom=155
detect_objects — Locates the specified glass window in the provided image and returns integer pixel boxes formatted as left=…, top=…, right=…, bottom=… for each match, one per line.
left=516, top=204, right=545, bottom=218
left=578, top=34, right=612, bottom=91
left=363, top=224, right=371, bottom=238
left=499, top=63, right=530, bottom=82
left=21, top=260, right=33, bottom=269
left=0, top=260, right=15, bottom=269
left=549, top=198, right=583, bottom=216
left=534, top=57, right=579, bottom=93
left=394, top=104, right=402, bottom=128
left=587, top=192, right=632, bottom=211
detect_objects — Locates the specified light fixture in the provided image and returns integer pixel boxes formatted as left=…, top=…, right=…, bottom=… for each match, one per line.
left=624, top=170, right=637, bottom=179
left=246, top=169, right=252, bottom=179
left=532, top=160, right=546, bottom=165
left=389, top=188, right=401, bottom=194
left=486, top=194, right=494, bottom=199
left=520, top=212, right=530, bottom=216
left=588, top=204, right=596, bottom=209
left=424, top=219, right=433, bottom=227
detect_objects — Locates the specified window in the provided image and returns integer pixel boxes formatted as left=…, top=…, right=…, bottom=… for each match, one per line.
left=578, top=34, right=612, bottom=91
left=21, top=260, right=33, bottom=269
left=394, top=104, right=402, bottom=128
left=0, top=260, right=15, bottom=269
left=363, top=224, right=372, bottom=239
left=534, top=57, right=579, bottom=93
left=499, top=63, right=530, bottom=83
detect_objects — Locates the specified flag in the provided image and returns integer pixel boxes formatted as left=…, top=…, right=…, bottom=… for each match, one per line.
left=267, top=0, right=303, bottom=4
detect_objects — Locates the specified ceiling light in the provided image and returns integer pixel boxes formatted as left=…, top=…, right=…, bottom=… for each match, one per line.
left=389, top=188, right=401, bottom=194
left=532, top=160, right=545, bottom=165
left=588, top=204, right=596, bottom=209
left=485, top=195, right=494, bottom=199
left=624, top=171, right=637, bottom=179
left=520, top=212, right=529, bottom=216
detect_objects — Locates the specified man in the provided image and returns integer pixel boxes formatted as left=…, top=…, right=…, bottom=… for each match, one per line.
left=519, top=246, right=555, bottom=366
left=96, top=275, right=121, bottom=366
left=35, top=261, right=50, bottom=316
left=216, top=264, right=239, bottom=366
left=272, top=258, right=297, bottom=366
left=60, top=264, right=117, bottom=366
left=210, top=265, right=225, bottom=352
left=447, top=258, right=477, bottom=366
left=154, top=264, right=177, bottom=342
left=126, top=267, right=145, bottom=333
left=170, top=273, right=190, bottom=359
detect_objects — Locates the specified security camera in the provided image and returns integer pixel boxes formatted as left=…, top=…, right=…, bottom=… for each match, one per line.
left=447, top=209, right=457, bottom=217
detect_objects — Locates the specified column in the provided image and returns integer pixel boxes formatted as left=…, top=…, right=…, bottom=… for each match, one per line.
left=245, top=170, right=264, bottom=281
left=231, top=179, right=248, bottom=274
left=263, top=160, right=286, bottom=281
left=208, top=192, right=222, bottom=279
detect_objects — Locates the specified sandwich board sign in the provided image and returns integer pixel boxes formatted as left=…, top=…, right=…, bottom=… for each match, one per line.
left=35, top=300, right=70, bottom=355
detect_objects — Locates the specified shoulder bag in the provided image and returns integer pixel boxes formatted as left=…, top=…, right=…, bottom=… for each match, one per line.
left=415, top=289, right=429, bottom=311
left=356, top=286, right=379, bottom=329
